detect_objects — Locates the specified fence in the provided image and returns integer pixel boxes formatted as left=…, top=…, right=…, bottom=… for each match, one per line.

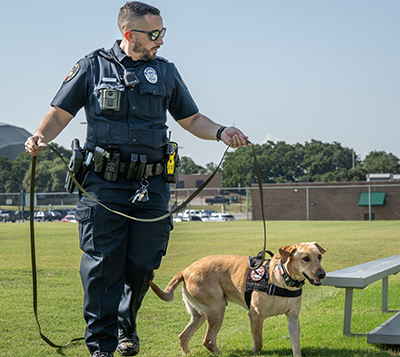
left=1, top=182, right=400, bottom=221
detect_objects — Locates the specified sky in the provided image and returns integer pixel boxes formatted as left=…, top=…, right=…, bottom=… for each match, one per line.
left=1, top=0, right=399, bottom=166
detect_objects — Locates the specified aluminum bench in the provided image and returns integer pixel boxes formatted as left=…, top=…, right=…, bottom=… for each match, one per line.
left=322, top=255, right=400, bottom=337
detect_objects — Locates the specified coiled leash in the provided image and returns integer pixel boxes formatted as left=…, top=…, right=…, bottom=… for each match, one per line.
left=29, top=140, right=267, bottom=348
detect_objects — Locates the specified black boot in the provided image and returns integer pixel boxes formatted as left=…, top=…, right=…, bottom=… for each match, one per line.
left=117, top=330, right=140, bottom=356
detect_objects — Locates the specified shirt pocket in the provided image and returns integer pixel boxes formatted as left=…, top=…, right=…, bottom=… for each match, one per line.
left=93, top=82, right=126, bottom=117
left=137, top=82, right=166, bottom=119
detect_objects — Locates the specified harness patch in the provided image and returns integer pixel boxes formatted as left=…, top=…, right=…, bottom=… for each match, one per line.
left=250, top=266, right=265, bottom=282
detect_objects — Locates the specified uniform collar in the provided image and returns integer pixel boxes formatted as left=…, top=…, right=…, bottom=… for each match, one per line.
left=113, top=40, right=130, bottom=62
left=112, top=40, right=159, bottom=67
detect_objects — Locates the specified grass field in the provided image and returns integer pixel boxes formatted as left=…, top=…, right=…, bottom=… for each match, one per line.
left=0, top=220, right=399, bottom=357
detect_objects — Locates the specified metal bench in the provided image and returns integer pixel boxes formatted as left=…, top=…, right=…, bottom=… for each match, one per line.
left=322, top=255, right=400, bottom=337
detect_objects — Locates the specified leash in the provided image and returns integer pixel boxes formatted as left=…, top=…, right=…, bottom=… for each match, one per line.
left=29, top=156, right=84, bottom=348
left=29, top=141, right=267, bottom=348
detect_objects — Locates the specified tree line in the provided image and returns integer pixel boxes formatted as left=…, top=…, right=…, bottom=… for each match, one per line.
left=0, top=140, right=399, bottom=193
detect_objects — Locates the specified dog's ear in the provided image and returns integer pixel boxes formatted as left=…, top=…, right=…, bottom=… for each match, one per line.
left=279, top=245, right=297, bottom=264
left=313, top=242, right=327, bottom=255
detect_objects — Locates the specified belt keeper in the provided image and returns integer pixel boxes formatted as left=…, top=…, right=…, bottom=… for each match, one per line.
left=126, top=153, right=138, bottom=180
left=135, top=154, right=147, bottom=181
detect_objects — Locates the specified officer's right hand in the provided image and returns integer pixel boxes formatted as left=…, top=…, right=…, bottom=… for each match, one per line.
left=25, top=135, right=45, bottom=157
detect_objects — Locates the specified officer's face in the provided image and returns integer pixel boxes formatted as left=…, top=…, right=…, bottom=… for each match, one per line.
left=131, top=14, right=164, bottom=61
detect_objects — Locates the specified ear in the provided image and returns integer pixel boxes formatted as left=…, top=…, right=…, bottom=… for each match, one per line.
left=313, top=242, right=327, bottom=255
left=124, top=30, right=134, bottom=43
left=279, top=245, right=297, bottom=264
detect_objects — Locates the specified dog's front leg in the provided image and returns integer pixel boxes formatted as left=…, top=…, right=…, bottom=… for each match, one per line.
left=286, top=313, right=301, bottom=356
left=248, top=309, right=264, bottom=352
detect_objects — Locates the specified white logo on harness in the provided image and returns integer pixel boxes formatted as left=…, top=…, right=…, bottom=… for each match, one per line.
left=250, top=266, right=265, bottom=282
left=144, top=67, right=158, bottom=84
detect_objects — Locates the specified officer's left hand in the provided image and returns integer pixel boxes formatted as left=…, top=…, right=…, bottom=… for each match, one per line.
left=221, top=127, right=252, bottom=148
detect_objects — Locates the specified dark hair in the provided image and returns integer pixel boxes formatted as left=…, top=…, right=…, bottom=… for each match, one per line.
left=118, top=2, right=161, bottom=32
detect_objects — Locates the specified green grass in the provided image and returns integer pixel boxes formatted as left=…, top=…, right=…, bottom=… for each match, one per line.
left=1, top=220, right=400, bottom=356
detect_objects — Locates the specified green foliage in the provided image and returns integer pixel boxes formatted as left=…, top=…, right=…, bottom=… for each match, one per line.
left=1, top=221, right=400, bottom=356
left=178, top=156, right=206, bottom=174
left=363, top=151, right=400, bottom=174
left=221, top=139, right=391, bottom=187
left=1, top=140, right=399, bottom=192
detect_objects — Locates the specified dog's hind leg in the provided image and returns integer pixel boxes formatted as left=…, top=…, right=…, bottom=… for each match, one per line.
left=179, top=299, right=207, bottom=355
left=202, top=302, right=226, bottom=355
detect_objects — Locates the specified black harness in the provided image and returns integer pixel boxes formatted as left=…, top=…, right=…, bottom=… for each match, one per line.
left=245, top=253, right=304, bottom=309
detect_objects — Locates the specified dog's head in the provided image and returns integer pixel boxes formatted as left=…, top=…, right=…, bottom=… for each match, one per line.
left=278, top=242, right=327, bottom=286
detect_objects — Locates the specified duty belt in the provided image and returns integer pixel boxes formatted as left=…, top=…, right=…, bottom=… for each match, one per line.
left=91, top=146, right=164, bottom=182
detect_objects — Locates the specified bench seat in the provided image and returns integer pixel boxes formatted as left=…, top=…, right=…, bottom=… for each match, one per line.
left=367, top=311, right=400, bottom=345
left=322, top=255, right=400, bottom=336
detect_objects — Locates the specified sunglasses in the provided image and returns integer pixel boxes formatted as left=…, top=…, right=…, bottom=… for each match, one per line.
left=130, top=27, right=166, bottom=41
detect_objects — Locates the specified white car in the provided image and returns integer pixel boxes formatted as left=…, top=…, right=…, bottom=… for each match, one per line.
left=209, top=213, right=235, bottom=221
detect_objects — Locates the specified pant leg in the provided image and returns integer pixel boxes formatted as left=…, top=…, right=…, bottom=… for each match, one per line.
left=76, top=170, right=135, bottom=354
left=118, top=217, right=171, bottom=334
left=118, top=175, right=171, bottom=335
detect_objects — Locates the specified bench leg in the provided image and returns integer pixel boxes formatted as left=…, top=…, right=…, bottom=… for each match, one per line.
left=344, top=288, right=353, bottom=336
left=382, top=277, right=388, bottom=313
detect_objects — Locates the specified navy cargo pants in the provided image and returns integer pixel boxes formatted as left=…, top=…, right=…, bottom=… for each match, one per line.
left=75, top=169, right=171, bottom=354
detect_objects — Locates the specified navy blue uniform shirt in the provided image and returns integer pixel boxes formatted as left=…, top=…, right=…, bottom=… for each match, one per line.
left=51, top=40, right=199, bottom=161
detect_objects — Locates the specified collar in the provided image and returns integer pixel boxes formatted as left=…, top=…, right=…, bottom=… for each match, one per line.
left=113, top=40, right=130, bottom=62
left=278, top=264, right=305, bottom=288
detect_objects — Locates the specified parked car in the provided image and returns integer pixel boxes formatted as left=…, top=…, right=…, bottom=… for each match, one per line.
left=50, top=211, right=62, bottom=221
left=0, top=209, right=16, bottom=222
left=209, top=213, right=235, bottom=221
left=11, top=210, right=30, bottom=221
left=205, top=195, right=230, bottom=205
left=34, top=211, right=53, bottom=222
left=52, top=209, right=71, bottom=218
left=62, top=214, right=76, bottom=223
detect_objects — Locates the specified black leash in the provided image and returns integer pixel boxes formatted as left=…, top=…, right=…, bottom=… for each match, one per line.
left=29, top=156, right=84, bottom=348
left=29, top=141, right=267, bottom=348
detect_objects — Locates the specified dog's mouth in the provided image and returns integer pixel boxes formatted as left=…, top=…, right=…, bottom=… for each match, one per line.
left=303, top=273, right=323, bottom=286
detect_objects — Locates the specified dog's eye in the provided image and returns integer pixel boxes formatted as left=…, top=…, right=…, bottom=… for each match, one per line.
left=302, top=256, right=311, bottom=262
left=318, top=254, right=322, bottom=260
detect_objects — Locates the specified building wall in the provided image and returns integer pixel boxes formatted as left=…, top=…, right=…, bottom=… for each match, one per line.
left=175, top=173, right=222, bottom=197
left=251, top=181, right=400, bottom=221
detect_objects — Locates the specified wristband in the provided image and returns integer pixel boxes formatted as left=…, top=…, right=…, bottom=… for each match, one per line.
left=216, top=126, right=227, bottom=142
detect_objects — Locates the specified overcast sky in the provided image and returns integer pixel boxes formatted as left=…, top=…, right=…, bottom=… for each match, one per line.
left=1, top=0, right=399, bottom=166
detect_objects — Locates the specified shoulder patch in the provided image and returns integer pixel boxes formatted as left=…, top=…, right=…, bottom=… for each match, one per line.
left=64, top=63, right=80, bottom=83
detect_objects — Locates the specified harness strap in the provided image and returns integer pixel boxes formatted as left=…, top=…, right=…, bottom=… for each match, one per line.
left=244, top=260, right=302, bottom=309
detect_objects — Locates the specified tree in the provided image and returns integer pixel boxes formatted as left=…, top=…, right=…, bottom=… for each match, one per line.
left=178, top=156, right=206, bottom=174
left=363, top=151, right=400, bottom=174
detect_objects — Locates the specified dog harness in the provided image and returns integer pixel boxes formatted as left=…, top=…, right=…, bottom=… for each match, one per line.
left=245, top=256, right=304, bottom=309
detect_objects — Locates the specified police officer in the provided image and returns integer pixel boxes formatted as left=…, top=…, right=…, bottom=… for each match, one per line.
left=25, top=2, right=250, bottom=357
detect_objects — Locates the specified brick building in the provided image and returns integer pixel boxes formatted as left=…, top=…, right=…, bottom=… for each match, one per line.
left=251, top=181, right=400, bottom=221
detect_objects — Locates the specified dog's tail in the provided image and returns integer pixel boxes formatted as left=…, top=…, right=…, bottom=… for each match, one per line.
left=149, top=271, right=184, bottom=302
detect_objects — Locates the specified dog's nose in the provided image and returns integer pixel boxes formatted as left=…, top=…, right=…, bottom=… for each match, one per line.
left=317, top=270, right=326, bottom=280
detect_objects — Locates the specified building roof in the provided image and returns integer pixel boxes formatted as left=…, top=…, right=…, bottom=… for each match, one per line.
left=0, top=122, right=32, bottom=160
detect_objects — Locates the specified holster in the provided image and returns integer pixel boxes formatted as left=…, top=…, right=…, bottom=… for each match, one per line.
left=64, top=139, right=86, bottom=193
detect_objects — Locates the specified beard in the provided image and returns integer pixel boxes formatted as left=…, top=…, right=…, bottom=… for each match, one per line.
left=132, top=40, right=158, bottom=61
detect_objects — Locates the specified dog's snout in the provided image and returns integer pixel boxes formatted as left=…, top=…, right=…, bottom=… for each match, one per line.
left=317, top=270, right=326, bottom=280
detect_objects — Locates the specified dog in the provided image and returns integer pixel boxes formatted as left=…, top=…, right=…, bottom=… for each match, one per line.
left=149, top=242, right=326, bottom=356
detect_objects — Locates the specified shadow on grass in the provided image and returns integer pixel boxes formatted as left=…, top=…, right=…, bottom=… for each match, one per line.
left=223, top=346, right=400, bottom=356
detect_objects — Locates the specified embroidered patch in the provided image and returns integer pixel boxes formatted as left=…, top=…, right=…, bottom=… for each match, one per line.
left=64, top=63, right=80, bottom=83
left=144, top=67, right=158, bottom=84
left=250, top=266, right=265, bottom=282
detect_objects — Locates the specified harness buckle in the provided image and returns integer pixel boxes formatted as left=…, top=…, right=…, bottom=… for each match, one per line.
left=267, top=283, right=276, bottom=296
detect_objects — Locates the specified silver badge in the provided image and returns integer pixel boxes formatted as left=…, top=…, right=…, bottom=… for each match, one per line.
left=144, top=67, right=158, bottom=84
